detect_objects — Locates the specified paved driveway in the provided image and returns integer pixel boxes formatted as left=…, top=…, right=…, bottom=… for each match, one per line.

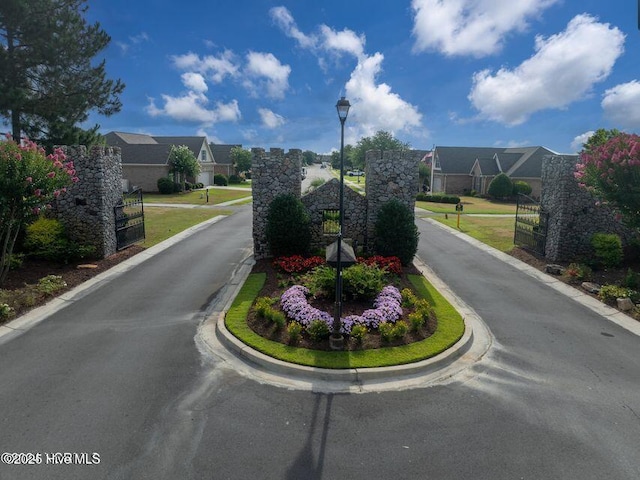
left=0, top=211, right=639, bottom=479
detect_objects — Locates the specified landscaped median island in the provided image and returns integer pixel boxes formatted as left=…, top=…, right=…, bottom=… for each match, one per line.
left=224, top=255, right=465, bottom=369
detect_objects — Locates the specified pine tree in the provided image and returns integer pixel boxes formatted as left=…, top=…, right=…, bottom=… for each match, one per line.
left=0, top=0, right=124, bottom=142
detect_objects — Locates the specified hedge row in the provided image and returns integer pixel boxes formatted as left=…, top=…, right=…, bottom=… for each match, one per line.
left=416, top=193, right=461, bottom=204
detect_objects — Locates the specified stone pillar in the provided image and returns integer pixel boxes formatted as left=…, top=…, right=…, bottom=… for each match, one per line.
left=364, top=150, right=420, bottom=253
left=56, top=145, right=123, bottom=258
left=251, top=148, right=302, bottom=259
left=541, top=155, right=635, bottom=262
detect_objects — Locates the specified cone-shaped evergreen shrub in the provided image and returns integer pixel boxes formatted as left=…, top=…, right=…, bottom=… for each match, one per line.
left=488, top=173, right=513, bottom=199
left=266, top=193, right=311, bottom=256
left=374, top=199, right=419, bottom=265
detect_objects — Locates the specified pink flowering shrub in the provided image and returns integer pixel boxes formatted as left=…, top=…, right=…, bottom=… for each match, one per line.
left=575, top=133, right=640, bottom=229
left=0, top=137, right=78, bottom=284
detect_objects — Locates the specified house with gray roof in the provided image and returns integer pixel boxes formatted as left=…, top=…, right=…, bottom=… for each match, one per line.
left=209, top=143, right=241, bottom=177
left=106, top=132, right=216, bottom=192
left=430, top=146, right=561, bottom=198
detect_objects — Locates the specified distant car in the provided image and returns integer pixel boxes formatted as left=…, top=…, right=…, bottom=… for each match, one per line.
left=348, top=169, right=365, bottom=177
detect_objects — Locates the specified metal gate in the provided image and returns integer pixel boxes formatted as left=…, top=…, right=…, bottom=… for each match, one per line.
left=115, top=188, right=145, bottom=250
left=514, top=194, right=548, bottom=256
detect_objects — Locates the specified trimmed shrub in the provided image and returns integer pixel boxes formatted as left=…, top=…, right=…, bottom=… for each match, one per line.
left=623, top=269, right=639, bottom=289
left=512, top=180, right=532, bottom=196
left=417, top=193, right=460, bottom=204
left=591, top=233, right=623, bottom=268
left=408, top=311, right=425, bottom=331
left=350, top=324, right=367, bottom=343
left=213, top=174, right=228, bottom=186
left=228, top=174, right=243, bottom=184
left=374, top=199, right=419, bottom=266
left=157, top=177, right=176, bottom=194
left=307, top=319, right=330, bottom=341
left=24, top=218, right=95, bottom=264
left=342, top=263, right=386, bottom=300
left=266, top=193, right=311, bottom=256
left=287, top=322, right=303, bottom=344
left=488, top=173, right=513, bottom=199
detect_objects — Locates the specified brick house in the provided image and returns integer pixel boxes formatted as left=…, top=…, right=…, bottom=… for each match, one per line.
left=430, top=146, right=560, bottom=198
left=105, top=132, right=216, bottom=192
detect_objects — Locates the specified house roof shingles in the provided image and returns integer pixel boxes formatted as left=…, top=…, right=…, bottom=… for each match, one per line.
left=106, top=131, right=210, bottom=165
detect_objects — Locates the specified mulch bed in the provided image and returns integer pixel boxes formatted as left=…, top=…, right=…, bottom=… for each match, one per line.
left=247, top=259, right=438, bottom=351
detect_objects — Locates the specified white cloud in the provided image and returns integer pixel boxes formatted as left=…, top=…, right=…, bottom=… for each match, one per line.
left=171, top=50, right=239, bottom=83
left=196, top=128, right=223, bottom=144
left=146, top=94, right=240, bottom=124
left=258, top=108, right=286, bottom=129
left=116, top=32, right=150, bottom=55
left=181, top=72, right=207, bottom=93
left=602, top=80, right=640, bottom=130
left=469, top=14, right=625, bottom=125
left=244, top=51, right=291, bottom=99
left=320, top=25, right=365, bottom=58
left=570, top=131, right=595, bottom=152
left=346, top=53, right=423, bottom=138
left=270, top=6, right=316, bottom=49
left=411, top=0, right=557, bottom=57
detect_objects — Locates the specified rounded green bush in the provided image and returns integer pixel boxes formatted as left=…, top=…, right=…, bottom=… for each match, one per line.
left=591, top=233, right=623, bottom=268
left=488, top=173, right=513, bottom=199
left=213, top=174, right=228, bottom=186
left=512, top=180, right=532, bottom=196
left=157, top=177, right=176, bottom=194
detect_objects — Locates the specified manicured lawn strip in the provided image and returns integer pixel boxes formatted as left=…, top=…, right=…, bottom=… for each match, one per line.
left=144, top=189, right=251, bottom=205
left=433, top=215, right=516, bottom=252
left=417, top=196, right=517, bottom=214
left=225, top=273, right=465, bottom=369
left=143, top=207, right=230, bottom=247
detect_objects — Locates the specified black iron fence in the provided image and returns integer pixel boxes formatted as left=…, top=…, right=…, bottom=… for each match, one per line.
left=514, top=194, right=548, bottom=256
left=115, top=189, right=145, bottom=250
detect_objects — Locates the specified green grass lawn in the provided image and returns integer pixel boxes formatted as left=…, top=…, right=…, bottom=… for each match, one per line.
left=144, top=188, right=251, bottom=205
left=143, top=207, right=231, bottom=247
left=417, top=196, right=517, bottom=214
left=431, top=215, right=516, bottom=252
left=224, top=273, right=465, bottom=369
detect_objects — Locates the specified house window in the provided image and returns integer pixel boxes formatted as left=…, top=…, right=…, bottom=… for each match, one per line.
left=322, top=210, right=340, bottom=235
left=201, top=150, right=207, bottom=161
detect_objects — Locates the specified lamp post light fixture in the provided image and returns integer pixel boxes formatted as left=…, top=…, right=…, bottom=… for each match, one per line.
left=330, top=96, right=351, bottom=351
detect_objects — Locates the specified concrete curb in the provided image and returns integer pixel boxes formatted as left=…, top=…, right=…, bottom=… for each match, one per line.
left=199, top=255, right=493, bottom=393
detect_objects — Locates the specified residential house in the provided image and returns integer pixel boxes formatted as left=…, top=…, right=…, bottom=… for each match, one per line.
left=210, top=144, right=242, bottom=177
left=106, top=132, right=216, bottom=192
left=430, top=146, right=563, bottom=198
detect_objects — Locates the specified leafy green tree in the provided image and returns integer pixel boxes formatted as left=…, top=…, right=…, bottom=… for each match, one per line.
left=168, top=145, right=200, bottom=191
left=302, top=150, right=317, bottom=166
left=576, top=133, right=640, bottom=229
left=419, top=162, right=430, bottom=189
left=0, top=0, right=125, bottom=142
left=230, top=146, right=252, bottom=174
left=487, top=173, right=513, bottom=199
left=350, top=131, right=409, bottom=169
left=581, top=128, right=622, bottom=154
left=0, top=139, right=77, bottom=285
left=331, top=144, right=353, bottom=170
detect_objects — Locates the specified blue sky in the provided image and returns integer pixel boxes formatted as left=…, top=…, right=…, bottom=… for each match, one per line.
left=80, top=0, right=639, bottom=154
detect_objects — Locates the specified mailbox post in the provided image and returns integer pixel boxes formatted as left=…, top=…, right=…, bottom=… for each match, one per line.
left=455, top=202, right=464, bottom=228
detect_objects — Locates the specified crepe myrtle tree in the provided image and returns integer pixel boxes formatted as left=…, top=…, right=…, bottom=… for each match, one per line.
left=575, top=132, right=640, bottom=229
left=230, top=146, right=252, bottom=175
left=0, top=137, right=78, bottom=285
left=168, top=145, right=200, bottom=191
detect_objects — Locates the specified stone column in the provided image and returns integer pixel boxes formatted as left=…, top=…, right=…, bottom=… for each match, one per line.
left=56, top=145, right=123, bottom=258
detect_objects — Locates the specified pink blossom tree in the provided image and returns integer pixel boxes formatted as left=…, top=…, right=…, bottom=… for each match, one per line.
left=0, top=137, right=78, bottom=285
left=575, top=133, right=640, bottom=229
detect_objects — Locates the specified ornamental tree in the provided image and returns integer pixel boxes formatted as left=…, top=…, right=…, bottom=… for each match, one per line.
left=0, top=138, right=78, bottom=285
left=168, top=145, right=200, bottom=191
left=230, top=146, right=252, bottom=174
left=575, top=133, right=640, bottom=229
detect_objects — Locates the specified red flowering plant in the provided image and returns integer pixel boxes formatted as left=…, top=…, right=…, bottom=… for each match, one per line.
left=575, top=133, right=640, bottom=229
left=0, top=137, right=78, bottom=285
left=272, top=255, right=325, bottom=274
left=356, top=256, right=403, bottom=275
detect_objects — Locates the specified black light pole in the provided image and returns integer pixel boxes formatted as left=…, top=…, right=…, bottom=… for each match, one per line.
left=330, top=96, right=351, bottom=351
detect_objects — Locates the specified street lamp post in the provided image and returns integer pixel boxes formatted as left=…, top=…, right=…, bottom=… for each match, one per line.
left=330, top=96, right=351, bottom=351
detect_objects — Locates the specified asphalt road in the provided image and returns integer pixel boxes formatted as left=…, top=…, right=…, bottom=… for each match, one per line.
left=1, top=209, right=639, bottom=479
